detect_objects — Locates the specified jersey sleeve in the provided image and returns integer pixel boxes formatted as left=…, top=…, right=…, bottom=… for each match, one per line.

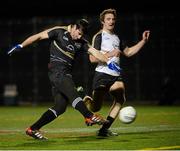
left=92, top=33, right=102, bottom=50
left=48, top=28, right=63, bottom=40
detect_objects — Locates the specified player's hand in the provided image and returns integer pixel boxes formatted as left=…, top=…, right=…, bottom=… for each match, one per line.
left=7, top=44, right=23, bottom=56
left=107, top=61, right=122, bottom=72
left=142, top=30, right=150, bottom=42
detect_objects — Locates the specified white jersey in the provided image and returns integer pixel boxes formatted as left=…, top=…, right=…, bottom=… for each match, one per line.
left=92, top=30, right=124, bottom=76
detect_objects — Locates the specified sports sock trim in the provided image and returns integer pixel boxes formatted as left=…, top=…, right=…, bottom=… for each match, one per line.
left=72, top=97, right=82, bottom=108
left=48, top=108, right=58, bottom=117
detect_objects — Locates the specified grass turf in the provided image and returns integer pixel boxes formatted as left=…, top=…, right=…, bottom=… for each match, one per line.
left=0, top=104, right=180, bottom=150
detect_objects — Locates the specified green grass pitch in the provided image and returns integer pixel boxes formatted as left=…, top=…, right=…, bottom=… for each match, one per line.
left=0, top=104, right=180, bottom=150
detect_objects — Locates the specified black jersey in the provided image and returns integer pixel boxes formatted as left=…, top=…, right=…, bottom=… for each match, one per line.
left=48, top=26, right=90, bottom=69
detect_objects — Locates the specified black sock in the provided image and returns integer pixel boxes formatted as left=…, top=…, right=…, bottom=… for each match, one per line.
left=30, top=109, right=57, bottom=130
left=74, top=101, right=93, bottom=118
left=100, top=116, right=115, bottom=131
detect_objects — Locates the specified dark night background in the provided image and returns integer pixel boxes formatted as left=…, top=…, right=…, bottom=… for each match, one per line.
left=0, top=0, right=179, bottom=105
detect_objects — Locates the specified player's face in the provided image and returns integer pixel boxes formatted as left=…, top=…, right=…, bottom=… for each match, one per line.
left=71, top=25, right=83, bottom=40
left=102, top=13, right=116, bottom=31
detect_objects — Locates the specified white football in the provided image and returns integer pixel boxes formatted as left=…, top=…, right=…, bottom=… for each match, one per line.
left=119, top=106, right=137, bottom=124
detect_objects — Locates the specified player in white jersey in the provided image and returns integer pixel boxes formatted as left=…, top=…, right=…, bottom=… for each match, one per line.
left=83, top=8, right=150, bottom=137
left=94, top=30, right=121, bottom=76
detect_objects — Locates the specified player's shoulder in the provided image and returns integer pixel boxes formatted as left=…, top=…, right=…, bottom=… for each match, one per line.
left=48, top=26, right=68, bottom=33
left=92, top=30, right=102, bottom=40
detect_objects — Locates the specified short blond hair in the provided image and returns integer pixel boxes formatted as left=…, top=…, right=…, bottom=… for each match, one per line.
left=100, top=8, right=117, bottom=22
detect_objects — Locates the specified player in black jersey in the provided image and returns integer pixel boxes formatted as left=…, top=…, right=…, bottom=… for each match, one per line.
left=7, top=18, right=121, bottom=140
left=83, top=9, right=150, bottom=137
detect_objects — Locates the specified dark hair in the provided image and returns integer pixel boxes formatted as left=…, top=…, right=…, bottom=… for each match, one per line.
left=75, top=18, right=89, bottom=34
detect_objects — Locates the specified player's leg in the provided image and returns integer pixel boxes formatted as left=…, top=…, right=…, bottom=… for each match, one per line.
left=26, top=88, right=68, bottom=140
left=26, top=67, right=70, bottom=140
left=84, top=88, right=106, bottom=112
left=98, top=81, right=126, bottom=137
left=29, top=92, right=68, bottom=130
left=55, top=74, right=107, bottom=126
left=84, top=71, right=109, bottom=112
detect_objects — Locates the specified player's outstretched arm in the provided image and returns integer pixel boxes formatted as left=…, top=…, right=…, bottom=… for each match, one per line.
left=123, top=30, right=150, bottom=57
left=7, top=29, right=51, bottom=56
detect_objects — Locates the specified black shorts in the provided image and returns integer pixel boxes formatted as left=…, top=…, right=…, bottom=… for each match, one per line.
left=48, top=62, right=79, bottom=102
left=92, top=71, right=123, bottom=90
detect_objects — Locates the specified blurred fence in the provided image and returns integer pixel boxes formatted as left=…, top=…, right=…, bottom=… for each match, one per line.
left=0, top=13, right=179, bottom=105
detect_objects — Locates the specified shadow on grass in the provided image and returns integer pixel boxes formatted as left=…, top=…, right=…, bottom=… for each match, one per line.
left=4, top=129, right=180, bottom=149
left=10, top=139, right=57, bottom=148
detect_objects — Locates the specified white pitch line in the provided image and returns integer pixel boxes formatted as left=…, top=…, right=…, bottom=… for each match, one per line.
left=0, top=125, right=180, bottom=134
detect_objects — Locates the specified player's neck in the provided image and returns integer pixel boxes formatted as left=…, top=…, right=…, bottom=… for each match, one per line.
left=103, top=28, right=114, bottom=34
